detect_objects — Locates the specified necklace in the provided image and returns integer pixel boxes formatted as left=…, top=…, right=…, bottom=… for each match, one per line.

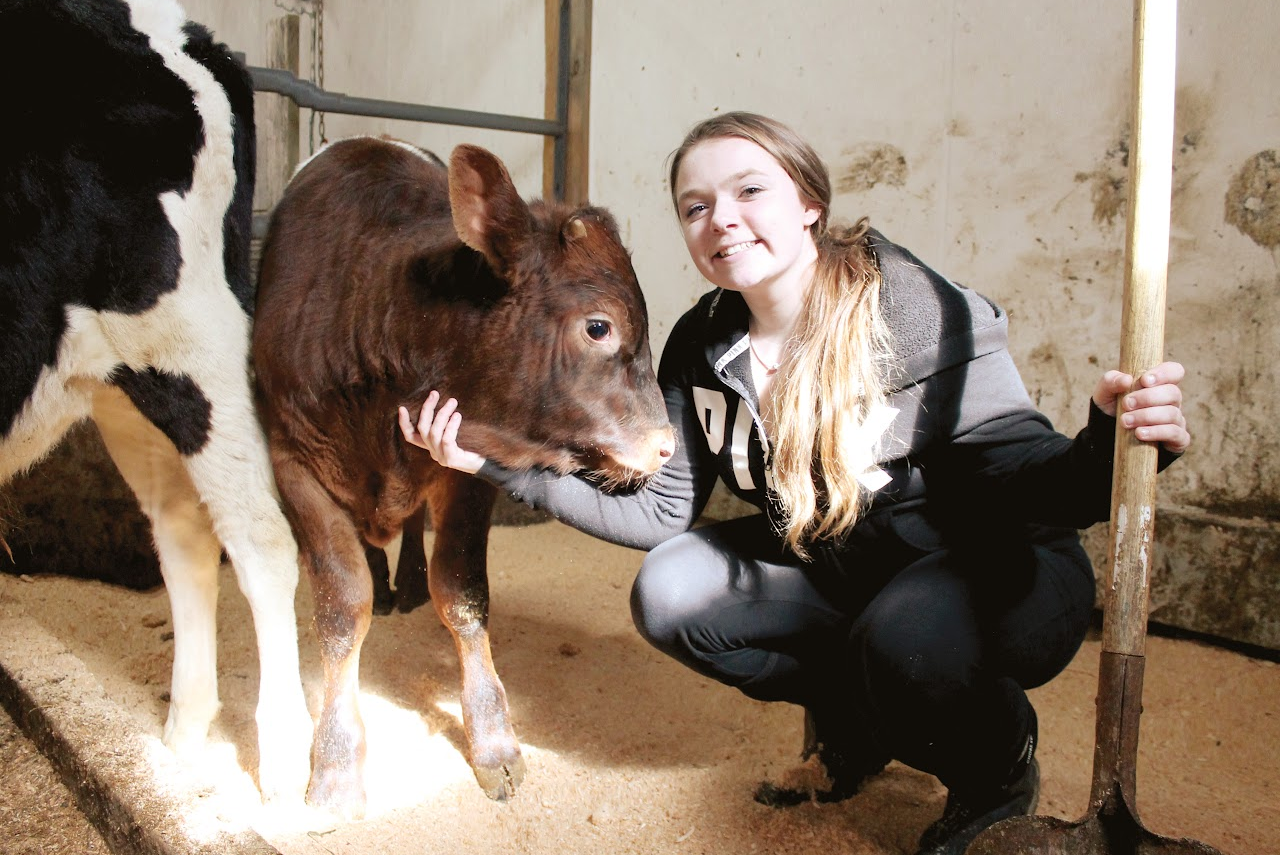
left=748, top=336, right=782, bottom=375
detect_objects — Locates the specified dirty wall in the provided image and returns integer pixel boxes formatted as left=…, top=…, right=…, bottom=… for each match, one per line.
left=60, top=0, right=1280, bottom=651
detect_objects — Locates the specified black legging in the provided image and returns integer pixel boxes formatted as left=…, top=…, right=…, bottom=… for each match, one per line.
left=629, top=511, right=1095, bottom=792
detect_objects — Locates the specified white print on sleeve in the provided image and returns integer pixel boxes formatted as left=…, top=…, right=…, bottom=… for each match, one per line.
left=853, top=405, right=900, bottom=491
left=692, top=386, right=757, bottom=491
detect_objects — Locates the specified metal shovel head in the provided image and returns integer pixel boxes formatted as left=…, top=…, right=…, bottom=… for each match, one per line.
left=965, top=653, right=1227, bottom=855
left=965, top=803, right=1226, bottom=855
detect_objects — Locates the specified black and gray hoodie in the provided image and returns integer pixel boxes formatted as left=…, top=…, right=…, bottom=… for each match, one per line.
left=480, top=230, right=1157, bottom=559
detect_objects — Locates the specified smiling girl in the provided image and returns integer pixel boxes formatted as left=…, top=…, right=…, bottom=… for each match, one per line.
left=400, top=112, right=1190, bottom=854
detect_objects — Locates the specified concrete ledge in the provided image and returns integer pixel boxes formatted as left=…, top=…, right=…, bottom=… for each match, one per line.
left=0, top=593, right=280, bottom=855
left=1083, top=505, right=1280, bottom=652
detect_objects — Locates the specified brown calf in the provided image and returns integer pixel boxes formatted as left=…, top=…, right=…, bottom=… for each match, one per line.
left=252, top=137, right=674, bottom=819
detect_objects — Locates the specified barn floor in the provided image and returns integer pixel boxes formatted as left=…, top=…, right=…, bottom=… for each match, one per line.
left=1, top=520, right=1276, bottom=855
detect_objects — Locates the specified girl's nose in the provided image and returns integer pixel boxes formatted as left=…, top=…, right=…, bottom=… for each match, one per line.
left=710, top=202, right=739, bottom=232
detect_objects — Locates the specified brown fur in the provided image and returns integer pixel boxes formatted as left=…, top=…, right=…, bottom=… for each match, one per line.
left=252, top=137, right=672, bottom=818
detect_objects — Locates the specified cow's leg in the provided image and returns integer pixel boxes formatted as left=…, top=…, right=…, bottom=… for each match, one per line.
left=91, top=388, right=222, bottom=754
left=424, top=472, right=525, bottom=800
left=171, top=386, right=313, bottom=804
left=393, top=505, right=430, bottom=613
left=271, top=452, right=373, bottom=820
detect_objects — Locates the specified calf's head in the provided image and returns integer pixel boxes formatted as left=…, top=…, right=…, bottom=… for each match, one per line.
left=428, top=144, right=674, bottom=486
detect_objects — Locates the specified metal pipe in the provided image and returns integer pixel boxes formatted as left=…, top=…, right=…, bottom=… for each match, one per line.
left=551, top=0, right=571, bottom=199
left=247, top=65, right=565, bottom=138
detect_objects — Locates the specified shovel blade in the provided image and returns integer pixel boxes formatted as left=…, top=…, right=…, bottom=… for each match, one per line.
left=965, top=814, right=1227, bottom=855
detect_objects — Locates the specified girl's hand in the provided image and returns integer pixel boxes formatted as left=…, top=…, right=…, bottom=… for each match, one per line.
left=1092, top=361, right=1190, bottom=454
left=398, top=391, right=487, bottom=475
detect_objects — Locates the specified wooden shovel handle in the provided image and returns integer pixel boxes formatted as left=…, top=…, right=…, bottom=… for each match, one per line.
left=1101, top=0, right=1178, bottom=659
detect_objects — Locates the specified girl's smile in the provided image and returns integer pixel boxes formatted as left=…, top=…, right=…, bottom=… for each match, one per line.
left=716, top=239, right=762, bottom=259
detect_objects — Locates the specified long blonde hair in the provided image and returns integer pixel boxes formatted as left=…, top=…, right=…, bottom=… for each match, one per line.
left=669, top=112, right=892, bottom=558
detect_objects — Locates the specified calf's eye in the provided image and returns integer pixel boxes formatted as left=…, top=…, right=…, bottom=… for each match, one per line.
left=586, top=319, right=612, bottom=341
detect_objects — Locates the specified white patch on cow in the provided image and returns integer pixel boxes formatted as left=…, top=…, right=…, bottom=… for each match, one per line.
left=0, top=310, right=119, bottom=482
left=123, top=0, right=188, bottom=51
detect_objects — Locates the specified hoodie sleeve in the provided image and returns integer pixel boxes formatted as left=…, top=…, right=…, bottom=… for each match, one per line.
left=476, top=311, right=722, bottom=552
left=917, top=342, right=1180, bottom=530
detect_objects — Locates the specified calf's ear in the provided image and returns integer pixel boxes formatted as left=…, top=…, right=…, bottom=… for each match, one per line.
left=448, top=145, right=532, bottom=276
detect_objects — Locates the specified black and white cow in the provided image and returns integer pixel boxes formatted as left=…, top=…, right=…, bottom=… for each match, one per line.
left=0, top=0, right=310, bottom=801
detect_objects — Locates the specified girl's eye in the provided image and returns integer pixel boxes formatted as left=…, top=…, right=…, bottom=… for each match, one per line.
left=741, top=185, right=763, bottom=198
left=684, top=202, right=707, bottom=219
left=586, top=319, right=612, bottom=341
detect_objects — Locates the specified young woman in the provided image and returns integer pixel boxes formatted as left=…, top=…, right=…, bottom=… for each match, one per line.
left=399, top=112, right=1190, bottom=855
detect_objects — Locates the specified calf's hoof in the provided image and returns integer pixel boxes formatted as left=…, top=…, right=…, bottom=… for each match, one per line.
left=473, top=752, right=527, bottom=801
left=306, top=768, right=367, bottom=822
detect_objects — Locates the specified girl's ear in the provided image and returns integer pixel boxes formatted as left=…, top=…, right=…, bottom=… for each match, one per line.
left=803, top=205, right=820, bottom=228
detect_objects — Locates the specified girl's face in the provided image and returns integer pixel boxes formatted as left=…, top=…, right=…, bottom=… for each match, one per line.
left=673, top=136, right=821, bottom=298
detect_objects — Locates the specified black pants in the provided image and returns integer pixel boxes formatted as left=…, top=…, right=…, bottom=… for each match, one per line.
left=629, top=511, right=1095, bottom=791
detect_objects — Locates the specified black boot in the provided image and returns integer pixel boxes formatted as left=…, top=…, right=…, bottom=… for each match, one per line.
left=914, top=756, right=1040, bottom=855
left=754, top=706, right=891, bottom=807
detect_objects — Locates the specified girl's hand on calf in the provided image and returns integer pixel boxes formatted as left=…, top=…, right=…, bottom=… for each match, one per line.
left=398, top=391, right=488, bottom=474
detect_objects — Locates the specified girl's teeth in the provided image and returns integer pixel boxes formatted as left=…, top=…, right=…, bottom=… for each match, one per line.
left=720, top=241, right=757, bottom=258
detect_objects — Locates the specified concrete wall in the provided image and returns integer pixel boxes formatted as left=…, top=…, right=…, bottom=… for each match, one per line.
left=11, top=1, right=1278, bottom=650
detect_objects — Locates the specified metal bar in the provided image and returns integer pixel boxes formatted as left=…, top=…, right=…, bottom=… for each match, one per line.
left=247, top=65, right=565, bottom=138
left=552, top=0, right=571, bottom=199
left=252, top=214, right=271, bottom=242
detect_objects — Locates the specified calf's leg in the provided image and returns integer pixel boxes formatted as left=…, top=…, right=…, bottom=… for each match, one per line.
left=272, top=453, right=374, bottom=820
left=425, top=472, right=526, bottom=800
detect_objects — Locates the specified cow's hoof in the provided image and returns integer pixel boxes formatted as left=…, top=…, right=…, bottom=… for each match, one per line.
left=257, top=729, right=312, bottom=806
left=161, top=722, right=208, bottom=761
left=473, top=753, right=526, bottom=801
left=258, top=746, right=311, bottom=806
left=161, top=700, right=217, bottom=759
left=306, top=771, right=367, bottom=822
